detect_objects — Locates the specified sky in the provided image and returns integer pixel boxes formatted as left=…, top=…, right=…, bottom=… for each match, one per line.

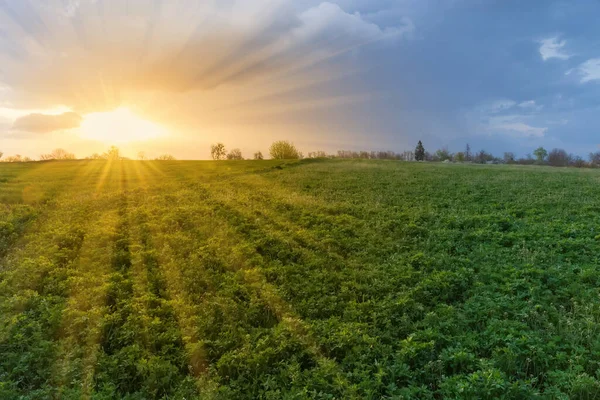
left=1, top=0, right=600, bottom=159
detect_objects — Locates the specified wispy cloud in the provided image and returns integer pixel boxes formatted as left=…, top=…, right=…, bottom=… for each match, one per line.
left=491, top=121, right=547, bottom=137
left=569, top=58, right=600, bottom=83
left=481, top=99, right=517, bottom=114
left=471, top=99, right=547, bottom=138
left=0, top=1, right=414, bottom=114
left=518, top=100, right=544, bottom=111
left=538, top=36, right=570, bottom=61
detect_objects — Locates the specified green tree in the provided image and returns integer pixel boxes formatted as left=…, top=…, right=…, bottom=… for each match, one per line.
left=533, top=147, right=548, bottom=164
left=415, top=141, right=425, bottom=161
left=211, top=143, right=227, bottom=160
left=435, top=147, right=453, bottom=161
left=269, top=141, right=301, bottom=160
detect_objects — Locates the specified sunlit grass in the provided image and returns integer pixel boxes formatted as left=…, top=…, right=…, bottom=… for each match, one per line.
left=3, top=160, right=600, bottom=398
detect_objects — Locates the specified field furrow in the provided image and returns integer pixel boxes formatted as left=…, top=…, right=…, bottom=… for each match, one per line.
left=3, top=160, right=600, bottom=398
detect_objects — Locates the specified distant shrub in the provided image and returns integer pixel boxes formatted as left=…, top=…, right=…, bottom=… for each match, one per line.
left=254, top=151, right=264, bottom=160
left=570, top=156, right=587, bottom=168
left=474, top=150, right=494, bottom=164
left=269, top=141, right=301, bottom=160
left=40, top=148, right=76, bottom=161
left=503, top=152, right=515, bottom=164
left=1, top=154, right=33, bottom=162
left=548, top=148, right=570, bottom=167
left=227, top=149, right=243, bottom=160
left=589, top=151, right=600, bottom=168
left=155, top=154, right=176, bottom=161
left=308, top=151, right=328, bottom=158
left=104, top=146, right=122, bottom=160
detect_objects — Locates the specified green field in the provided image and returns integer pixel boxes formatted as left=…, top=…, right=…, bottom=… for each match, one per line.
left=2, top=159, right=600, bottom=399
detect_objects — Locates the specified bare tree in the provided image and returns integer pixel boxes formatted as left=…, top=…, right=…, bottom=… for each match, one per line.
left=155, top=154, right=176, bottom=161
left=137, top=151, right=147, bottom=160
left=308, top=151, right=327, bottom=158
left=211, top=143, right=227, bottom=160
left=103, top=146, right=122, bottom=160
left=548, top=148, right=569, bottom=167
left=227, top=149, right=243, bottom=160
left=570, top=156, right=587, bottom=168
left=474, top=150, right=493, bottom=164
left=40, top=148, right=76, bottom=161
left=589, top=151, right=600, bottom=168
left=2, top=154, right=33, bottom=162
left=503, top=152, right=515, bottom=164
left=254, top=151, right=264, bottom=160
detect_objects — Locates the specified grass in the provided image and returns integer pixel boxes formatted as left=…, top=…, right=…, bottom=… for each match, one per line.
left=2, top=159, right=600, bottom=399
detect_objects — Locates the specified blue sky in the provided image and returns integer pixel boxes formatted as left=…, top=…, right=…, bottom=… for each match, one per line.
left=0, top=0, right=599, bottom=159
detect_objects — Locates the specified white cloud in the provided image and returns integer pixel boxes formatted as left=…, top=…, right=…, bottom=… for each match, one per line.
left=519, top=100, right=535, bottom=108
left=480, top=99, right=517, bottom=114
left=518, top=100, right=543, bottom=111
left=471, top=100, right=547, bottom=138
left=570, top=58, right=600, bottom=83
left=491, top=122, right=547, bottom=138
left=538, top=36, right=570, bottom=61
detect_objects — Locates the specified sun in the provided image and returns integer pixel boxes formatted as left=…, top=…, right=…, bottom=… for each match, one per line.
left=80, top=107, right=167, bottom=143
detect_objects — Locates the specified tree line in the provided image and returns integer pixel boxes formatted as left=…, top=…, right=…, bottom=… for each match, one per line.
left=305, top=142, right=600, bottom=168
left=210, top=141, right=302, bottom=160
left=0, top=146, right=177, bottom=162
left=2, top=140, right=600, bottom=168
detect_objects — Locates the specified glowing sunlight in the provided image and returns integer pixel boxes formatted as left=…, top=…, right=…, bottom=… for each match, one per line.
left=80, top=108, right=167, bottom=144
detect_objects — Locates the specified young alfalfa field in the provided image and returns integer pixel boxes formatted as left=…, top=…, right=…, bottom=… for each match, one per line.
left=1, top=159, right=600, bottom=399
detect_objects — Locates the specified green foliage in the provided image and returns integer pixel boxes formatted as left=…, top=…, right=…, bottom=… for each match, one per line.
left=534, top=146, right=548, bottom=163
left=2, top=160, right=600, bottom=398
left=415, top=141, right=425, bottom=161
left=269, top=141, right=302, bottom=160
